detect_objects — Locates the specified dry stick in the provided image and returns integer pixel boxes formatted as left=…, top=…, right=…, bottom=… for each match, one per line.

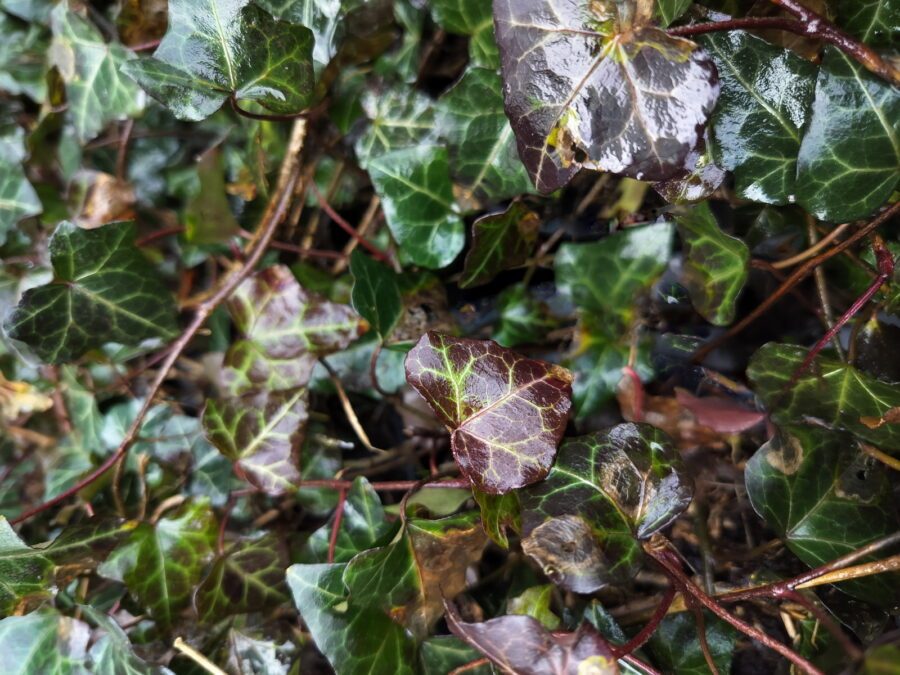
left=448, top=657, right=489, bottom=675
left=310, top=182, right=392, bottom=263
left=771, top=223, right=851, bottom=270
left=115, top=118, right=134, bottom=182
left=320, top=357, right=387, bottom=454
left=614, top=585, right=677, bottom=658
left=172, top=637, right=228, bottom=675
left=806, top=219, right=843, bottom=360
left=10, top=120, right=309, bottom=526
left=333, top=194, right=382, bottom=274
left=859, top=443, right=900, bottom=471
left=647, top=546, right=824, bottom=675
left=692, top=202, right=900, bottom=363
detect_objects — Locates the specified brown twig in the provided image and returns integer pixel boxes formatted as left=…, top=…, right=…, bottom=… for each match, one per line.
left=771, top=223, right=851, bottom=270
left=859, top=443, right=900, bottom=471
left=310, top=182, right=392, bottom=263
left=448, top=658, right=489, bottom=675
left=320, top=358, right=387, bottom=454
left=327, top=487, right=348, bottom=563
left=333, top=194, right=382, bottom=274
left=116, top=119, right=134, bottom=182
left=613, top=585, right=677, bottom=658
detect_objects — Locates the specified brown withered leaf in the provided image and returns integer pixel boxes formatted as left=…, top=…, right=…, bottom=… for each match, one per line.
left=75, top=172, right=136, bottom=229
left=521, top=514, right=610, bottom=594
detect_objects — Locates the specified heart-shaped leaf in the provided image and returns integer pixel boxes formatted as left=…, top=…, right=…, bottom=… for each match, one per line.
left=4, top=221, right=178, bottom=364
left=354, top=85, right=435, bottom=168
left=520, top=423, right=693, bottom=590
left=834, top=0, right=897, bottom=47
left=0, top=610, right=90, bottom=673
left=349, top=250, right=402, bottom=338
left=495, top=0, right=719, bottom=192
left=121, top=0, right=314, bottom=121
left=405, top=332, right=573, bottom=493
left=460, top=202, right=540, bottom=289
left=430, top=0, right=499, bottom=67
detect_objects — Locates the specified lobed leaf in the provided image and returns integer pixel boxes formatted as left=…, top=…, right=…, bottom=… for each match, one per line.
left=82, top=606, right=173, bottom=675
left=833, top=0, right=898, bottom=47
left=460, top=202, right=540, bottom=289
left=0, top=610, right=90, bottom=674
left=257, top=0, right=351, bottom=72
left=647, top=611, right=738, bottom=675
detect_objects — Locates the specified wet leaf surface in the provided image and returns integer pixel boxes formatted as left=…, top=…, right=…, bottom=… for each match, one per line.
left=349, top=249, right=402, bottom=338
left=0, top=609, right=90, bottom=674
left=647, top=611, right=738, bottom=675
left=460, top=202, right=540, bottom=289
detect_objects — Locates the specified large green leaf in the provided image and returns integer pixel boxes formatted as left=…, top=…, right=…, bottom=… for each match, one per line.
left=0, top=610, right=90, bottom=674
left=494, top=0, right=719, bottom=192
left=745, top=425, right=900, bottom=605
left=647, top=611, right=738, bottom=675
left=747, top=343, right=900, bottom=451
left=436, top=67, right=532, bottom=204
left=99, top=499, right=217, bottom=631
left=430, top=0, right=498, bottom=67
left=460, top=202, right=539, bottom=289
left=520, top=423, right=693, bottom=590
left=367, top=146, right=465, bottom=269
left=354, top=85, right=435, bottom=168
left=701, top=31, right=816, bottom=205
left=0, top=153, right=41, bottom=246
left=795, top=48, right=899, bottom=222
left=257, top=0, right=349, bottom=71
left=121, top=0, right=314, bottom=121
left=3, top=221, right=178, bottom=364
left=406, top=332, right=573, bottom=493
left=49, top=4, right=143, bottom=143
left=834, top=0, right=898, bottom=47
left=675, top=202, right=749, bottom=326
left=286, top=563, right=417, bottom=675
left=349, top=249, right=402, bottom=338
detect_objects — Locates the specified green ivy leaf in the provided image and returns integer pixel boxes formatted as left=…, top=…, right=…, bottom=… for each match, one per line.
left=0, top=13, right=48, bottom=101
left=0, top=152, right=41, bottom=246
left=675, top=202, right=749, bottom=325
left=354, top=85, right=435, bottom=169
left=257, top=0, right=349, bottom=72
left=473, top=488, right=520, bottom=549
left=99, top=499, right=217, bottom=631
left=430, top=0, right=499, bottom=67
left=508, top=584, right=561, bottom=630
left=745, top=425, right=900, bottom=605
left=406, top=332, right=573, bottom=493
left=656, top=0, right=693, bottom=27
left=349, top=249, right=402, bottom=338
left=796, top=48, right=899, bottom=222
left=647, top=611, right=738, bottom=675
left=0, top=610, right=90, bottom=674
left=436, top=67, right=532, bottom=204
left=81, top=606, right=172, bottom=675
left=420, top=636, right=492, bottom=675
left=184, top=150, right=239, bottom=244
left=520, top=424, right=693, bottom=590
left=494, top=0, right=719, bottom=192
left=3, top=221, right=178, bottom=364
left=194, top=534, right=290, bottom=621
left=286, top=563, right=417, bottom=675
left=121, top=0, right=314, bottom=121
left=460, top=203, right=539, bottom=289
left=368, top=146, right=465, bottom=269
left=49, top=4, right=143, bottom=143
left=701, top=31, right=816, bottom=205
left=493, top=285, right=560, bottom=349
left=747, top=343, right=900, bottom=451
left=834, top=0, right=898, bottom=47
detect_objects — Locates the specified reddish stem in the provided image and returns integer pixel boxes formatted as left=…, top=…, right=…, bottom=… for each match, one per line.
left=613, top=585, right=677, bottom=658
left=136, top=225, right=185, bottom=247
left=327, top=487, right=348, bottom=563
left=310, top=183, right=392, bottom=264
left=130, top=39, right=161, bottom=52
left=621, top=365, right=645, bottom=423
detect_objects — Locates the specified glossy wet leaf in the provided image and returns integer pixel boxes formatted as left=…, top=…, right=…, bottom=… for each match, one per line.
left=446, top=602, right=617, bottom=675
left=194, top=534, right=289, bottom=621
left=121, top=0, right=314, bottom=121
left=354, top=85, right=435, bottom=168
left=796, top=48, right=900, bottom=222
left=0, top=610, right=90, bottom=674
left=257, top=0, right=349, bottom=71
left=436, top=67, right=532, bottom=204
left=3, top=221, right=178, bottom=364
left=82, top=606, right=172, bottom=675
left=495, top=0, right=719, bottom=192
left=406, top=332, right=573, bottom=493
left=286, top=563, right=417, bottom=675
left=656, top=0, right=692, bottom=26
left=834, top=0, right=898, bottom=47
left=49, top=5, right=143, bottom=143
left=368, top=146, right=465, bottom=269
left=349, top=249, right=402, bottom=338
left=99, top=499, right=217, bottom=631
left=647, top=611, right=738, bottom=675
left=675, top=202, right=749, bottom=326
left=653, top=137, right=726, bottom=204
left=460, top=203, right=540, bottom=289
left=701, top=31, right=816, bottom=205
left=420, top=636, right=492, bottom=675
left=430, top=0, right=498, bottom=67
left=493, top=285, right=560, bottom=349
left=745, top=425, right=900, bottom=605
left=748, top=343, right=900, bottom=451
left=473, top=488, right=520, bottom=549
left=0, top=14, right=47, bottom=101
left=0, top=155, right=41, bottom=246
left=521, top=424, right=693, bottom=589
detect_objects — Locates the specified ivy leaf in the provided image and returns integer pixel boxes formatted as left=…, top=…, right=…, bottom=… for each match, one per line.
left=368, top=146, right=465, bottom=270
left=49, top=4, right=143, bottom=143
left=675, top=202, right=749, bottom=326
left=0, top=610, right=90, bottom=674
left=508, top=585, right=561, bottom=630
left=520, top=424, right=693, bottom=590
left=796, top=48, right=900, bottom=222
left=656, top=0, right=693, bottom=27
left=82, top=606, right=173, bottom=675
left=701, top=31, right=816, bottom=205
left=446, top=602, right=617, bottom=675
left=194, top=534, right=290, bottom=621
left=420, top=636, right=492, bottom=675
left=745, top=425, right=900, bottom=606
left=473, top=489, right=520, bottom=549
left=493, top=285, right=560, bottom=349
left=460, top=203, right=540, bottom=289
left=3, top=221, right=178, bottom=364
left=0, top=154, right=41, bottom=246
left=430, top=0, right=499, bottom=68
left=349, top=249, right=402, bottom=338
left=747, top=343, right=900, bottom=451
left=647, top=611, right=738, bottom=675
left=354, top=85, right=435, bottom=169
left=494, top=0, right=719, bottom=192
left=834, top=0, right=898, bottom=47
left=405, top=332, right=574, bottom=493
left=653, top=136, right=726, bottom=204
left=0, top=14, right=48, bottom=101
left=99, top=499, right=217, bottom=631
left=436, top=67, right=533, bottom=204
left=121, top=0, right=314, bottom=121
left=257, top=0, right=348, bottom=72
left=286, top=563, right=417, bottom=675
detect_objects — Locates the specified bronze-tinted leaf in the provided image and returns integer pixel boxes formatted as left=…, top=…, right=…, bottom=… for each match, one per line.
left=446, top=602, right=618, bottom=675
left=405, top=332, right=573, bottom=493
left=494, top=0, right=719, bottom=192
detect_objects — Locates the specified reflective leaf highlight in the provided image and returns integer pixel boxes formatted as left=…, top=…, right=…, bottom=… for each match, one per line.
left=461, top=202, right=540, bottom=289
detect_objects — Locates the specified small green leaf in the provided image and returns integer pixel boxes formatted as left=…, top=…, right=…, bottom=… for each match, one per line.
left=430, top=0, right=499, bottom=67
left=184, top=150, right=239, bottom=244
left=0, top=154, right=41, bottom=246
left=508, top=585, right=560, bottom=630
left=436, top=68, right=532, bottom=204
left=368, top=146, right=465, bottom=269
left=747, top=343, right=900, bottom=451
left=0, top=610, right=90, bottom=674
left=701, top=31, right=816, bottom=205
left=349, top=249, right=402, bottom=338
left=286, top=563, right=417, bottom=675
left=656, top=0, right=692, bottom=27
left=420, top=636, right=492, bottom=675
left=745, top=425, right=900, bottom=606
left=257, top=0, right=350, bottom=71
left=460, top=203, right=539, bottom=289
left=473, top=488, right=520, bottom=549
left=521, top=424, right=693, bottom=589
left=4, top=221, right=178, bottom=364
left=81, top=606, right=171, bottom=675
left=675, top=202, right=749, bottom=325
left=796, top=48, right=899, bottom=222
left=647, top=611, right=738, bottom=675
left=121, top=0, right=314, bottom=121
left=493, top=285, right=559, bottom=349
left=406, top=332, right=574, bottom=493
